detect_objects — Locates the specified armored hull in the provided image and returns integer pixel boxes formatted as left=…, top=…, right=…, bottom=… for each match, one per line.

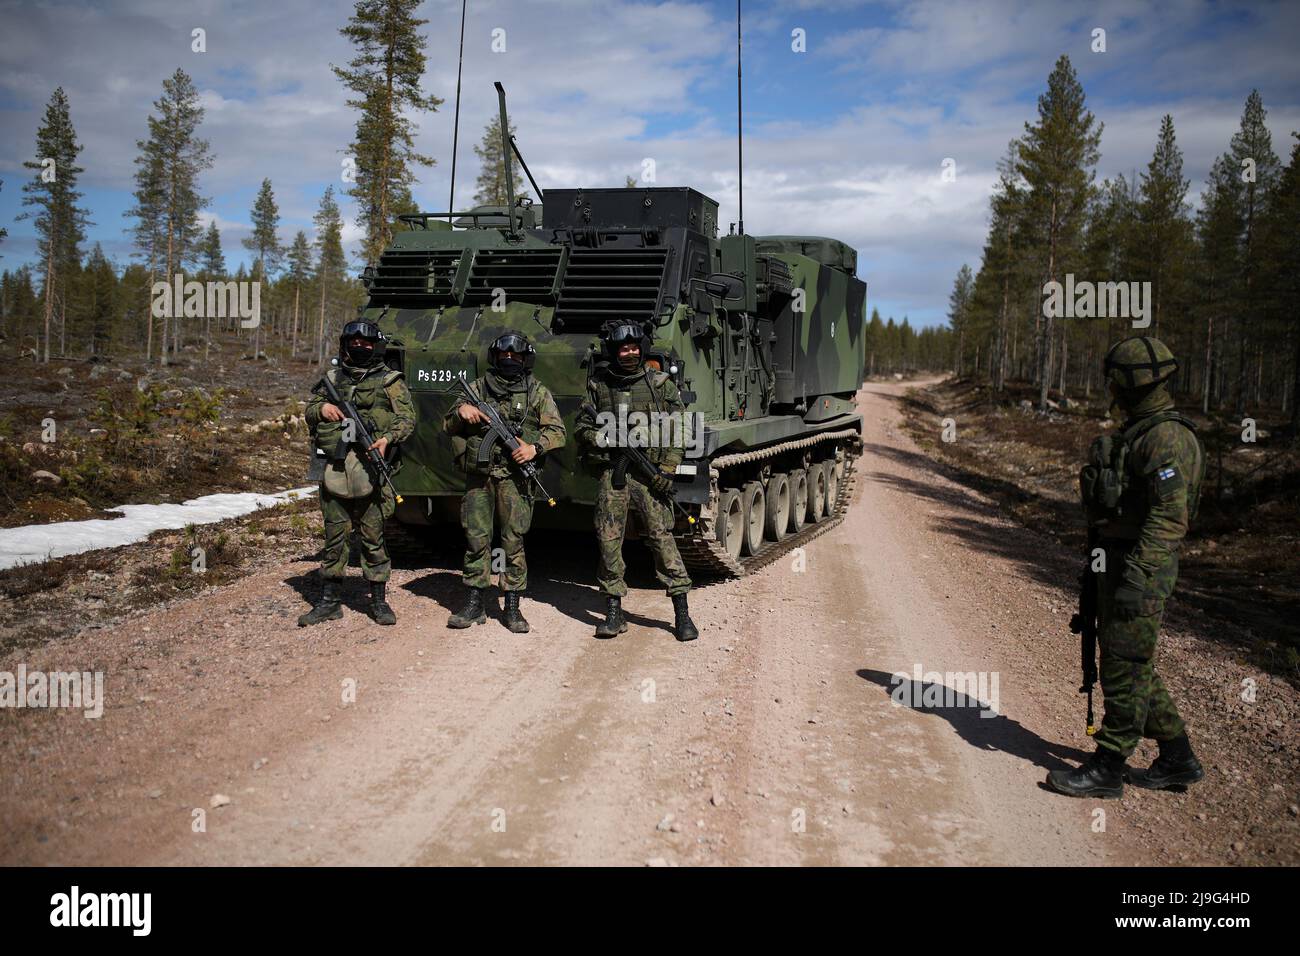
left=366, top=186, right=867, bottom=576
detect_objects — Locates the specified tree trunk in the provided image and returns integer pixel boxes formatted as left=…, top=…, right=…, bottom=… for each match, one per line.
left=41, top=243, right=55, bottom=364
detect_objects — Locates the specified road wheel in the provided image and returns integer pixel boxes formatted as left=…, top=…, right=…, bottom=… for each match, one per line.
left=788, top=470, right=808, bottom=533
left=716, top=488, right=744, bottom=561
left=741, top=481, right=766, bottom=556
left=807, top=464, right=827, bottom=523
left=765, top=472, right=790, bottom=541
left=824, top=460, right=841, bottom=517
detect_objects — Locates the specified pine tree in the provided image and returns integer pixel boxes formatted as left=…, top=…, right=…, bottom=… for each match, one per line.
left=20, top=88, right=90, bottom=363
left=1017, top=55, right=1103, bottom=409
left=313, top=186, right=347, bottom=364
left=332, top=0, right=443, bottom=266
left=130, top=69, right=214, bottom=365
left=198, top=220, right=226, bottom=277
left=286, top=230, right=313, bottom=358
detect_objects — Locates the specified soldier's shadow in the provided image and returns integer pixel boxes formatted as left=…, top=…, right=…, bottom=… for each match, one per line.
left=284, top=571, right=385, bottom=616
left=856, top=669, right=1089, bottom=773
left=397, top=530, right=675, bottom=637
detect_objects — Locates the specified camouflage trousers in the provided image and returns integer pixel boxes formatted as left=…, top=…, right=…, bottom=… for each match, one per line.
left=461, top=472, right=534, bottom=591
left=1094, top=540, right=1186, bottom=756
left=320, top=483, right=396, bottom=583
left=595, top=469, right=691, bottom=598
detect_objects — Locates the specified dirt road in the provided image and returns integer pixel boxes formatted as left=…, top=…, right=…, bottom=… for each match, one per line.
left=4, top=378, right=1292, bottom=866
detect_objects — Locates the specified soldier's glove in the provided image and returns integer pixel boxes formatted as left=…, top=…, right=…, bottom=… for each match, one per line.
left=1112, top=581, right=1146, bottom=621
left=650, top=468, right=676, bottom=497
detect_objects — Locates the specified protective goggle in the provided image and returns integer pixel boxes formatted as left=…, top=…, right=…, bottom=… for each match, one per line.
left=605, top=323, right=644, bottom=345
left=341, top=320, right=383, bottom=342
left=491, top=332, right=530, bottom=354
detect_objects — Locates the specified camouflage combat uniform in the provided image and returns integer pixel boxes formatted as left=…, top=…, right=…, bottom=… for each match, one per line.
left=575, top=365, right=692, bottom=597
left=444, top=372, right=565, bottom=591
left=1090, top=383, right=1204, bottom=758
left=305, top=361, right=415, bottom=583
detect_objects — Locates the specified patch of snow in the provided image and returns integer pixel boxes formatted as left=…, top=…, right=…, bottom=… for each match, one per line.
left=0, top=487, right=317, bottom=571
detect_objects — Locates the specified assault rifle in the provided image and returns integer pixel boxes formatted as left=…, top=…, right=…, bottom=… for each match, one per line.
left=1068, top=530, right=1100, bottom=736
left=451, top=377, right=555, bottom=506
left=580, top=402, right=696, bottom=528
left=318, top=366, right=403, bottom=504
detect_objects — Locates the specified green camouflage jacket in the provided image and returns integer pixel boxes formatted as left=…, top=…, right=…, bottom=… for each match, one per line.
left=444, top=373, right=566, bottom=478
left=575, top=365, right=688, bottom=472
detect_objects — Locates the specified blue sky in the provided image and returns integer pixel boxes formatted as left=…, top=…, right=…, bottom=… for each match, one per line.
left=1, top=0, right=1298, bottom=327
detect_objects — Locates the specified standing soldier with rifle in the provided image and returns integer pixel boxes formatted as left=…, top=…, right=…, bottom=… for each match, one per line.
left=300, top=320, right=416, bottom=628
left=574, top=320, right=698, bottom=643
left=1048, top=336, right=1205, bottom=799
left=444, top=331, right=566, bottom=633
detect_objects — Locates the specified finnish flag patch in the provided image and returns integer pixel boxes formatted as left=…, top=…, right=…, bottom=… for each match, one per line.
left=1157, top=466, right=1177, bottom=481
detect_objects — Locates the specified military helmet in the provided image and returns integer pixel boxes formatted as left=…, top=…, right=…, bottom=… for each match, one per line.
left=1103, top=336, right=1178, bottom=390
left=599, top=319, right=651, bottom=364
left=339, top=319, right=386, bottom=364
left=487, top=330, right=536, bottom=373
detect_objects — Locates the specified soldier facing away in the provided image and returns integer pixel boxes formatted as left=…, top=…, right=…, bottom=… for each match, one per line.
left=300, top=320, right=416, bottom=628
left=574, top=320, right=698, bottom=642
left=1048, top=335, right=1206, bottom=799
left=444, top=330, right=566, bottom=633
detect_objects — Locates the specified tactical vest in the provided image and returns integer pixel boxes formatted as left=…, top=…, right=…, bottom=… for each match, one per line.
left=588, top=369, right=674, bottom=468
left=1080, top=411, right=1204, bottom=536
left=459, top=376, right=543, bottom=476
left=313, top=365, right=403, bottom=498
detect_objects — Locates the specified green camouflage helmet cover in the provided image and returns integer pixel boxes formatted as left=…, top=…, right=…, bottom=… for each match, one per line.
left=1104, top=336, right=1178, bottom=390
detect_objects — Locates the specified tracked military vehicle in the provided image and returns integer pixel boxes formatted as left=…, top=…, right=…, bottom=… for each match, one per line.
left=361, top=88, right=867, bottom=577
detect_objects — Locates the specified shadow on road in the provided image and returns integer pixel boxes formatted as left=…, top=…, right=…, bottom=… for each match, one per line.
left=286, top=527, right=676, bottom=637
left=856, top=668, right=1088, bottom=773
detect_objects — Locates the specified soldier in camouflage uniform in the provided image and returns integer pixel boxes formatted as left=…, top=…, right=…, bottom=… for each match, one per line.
left=574, top=320, right=698, bottom=642
left=444, top=331, right=566, bottom=633
left=1048, top=336, right=1206, bottom=799
left=300, top=320, right=416, bottom=628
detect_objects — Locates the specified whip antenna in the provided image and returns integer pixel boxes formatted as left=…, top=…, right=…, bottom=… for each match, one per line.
left=737, top=0, right=744, bottom=235
left=447, top=0, right=468, bottom=223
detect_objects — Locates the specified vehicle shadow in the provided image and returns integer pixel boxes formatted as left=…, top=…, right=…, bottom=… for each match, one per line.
left=856, top=668, right=1088, bottom=773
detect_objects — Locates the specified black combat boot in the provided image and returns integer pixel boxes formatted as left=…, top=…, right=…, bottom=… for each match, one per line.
left=447, top=586, right=487, bottom=629
left=298, top=580, right=343, bottom=627
left=671, top=592, right=698, bottom=642
left=1046, top=747, right=1126, bottom=799
left=368, top=581, right=397, bottom=626
left=503, top=591, right=530, bottom=634
left=1128, top=734, right=1204, bottom=790
left=594, top=596, right=627, bottom=638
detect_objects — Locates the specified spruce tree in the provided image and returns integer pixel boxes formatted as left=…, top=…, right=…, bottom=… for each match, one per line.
left=286, top=230, right=313, bottom=357
left=473, top=113, right=530, bottom=206
left=20, top=87, right=90, bottom=363
left=198, top=220, right=226, bottom=277
left=332, top=0, right=443, bottom=266
left=83, top=243, right=116, bottom=356
left=948, top=264, right=974, bottom=376
left=1138, top=115, right=1191, bottom=339
left=313, top=186, right=347, bottom=364
left=242, top=178, right=281, bottom=356
left=1225, top=90, right=1281, bottom=412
